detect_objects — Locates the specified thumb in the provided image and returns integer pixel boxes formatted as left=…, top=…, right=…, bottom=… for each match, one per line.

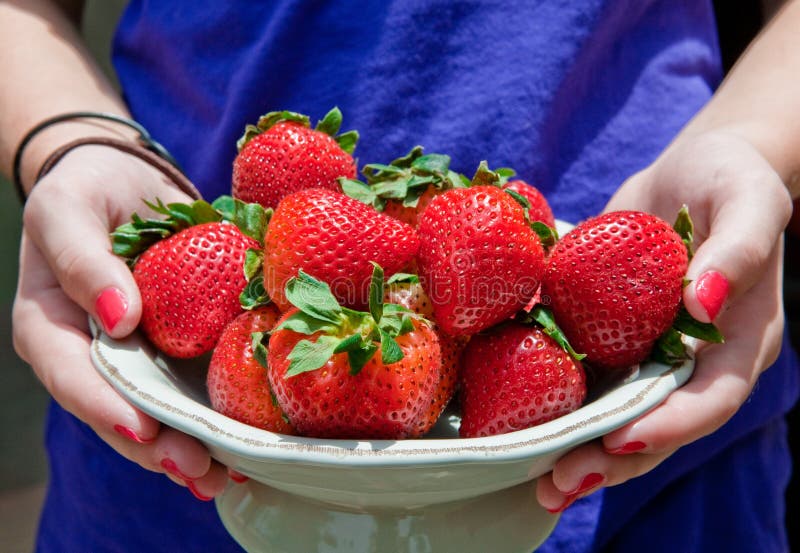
left=682, top=171, right=792, bottom=323
left=23, top=187, right=142, bottom=339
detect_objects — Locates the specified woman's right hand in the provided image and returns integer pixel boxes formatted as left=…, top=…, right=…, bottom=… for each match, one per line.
left=12, top=145, right=231, bottom=500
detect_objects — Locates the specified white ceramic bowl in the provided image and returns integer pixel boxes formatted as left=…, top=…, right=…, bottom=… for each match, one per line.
left=90, top=316, right=693, bottom=553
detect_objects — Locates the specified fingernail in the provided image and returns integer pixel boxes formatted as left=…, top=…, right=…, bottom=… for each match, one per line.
left=160, top=458, right=193, bottom=482
left=186, top=480, right=214, bottom=502
left=228, top=469, right=249, bottom=484
left=695, top=271, right=729, bottom=321
left=565, top=472, right=605, bottom=496
left=606, top=440, right=647, bottom=455
left=546, top=473, right=606, bottom=513
left=95, top=287, right=128, bottom=333
left=546, top=494, right=577, bottom=514
left=114, top=424, right=155, bottom=444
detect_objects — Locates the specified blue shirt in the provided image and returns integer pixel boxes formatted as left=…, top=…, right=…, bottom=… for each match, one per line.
left=36, top=1, right=798, bottom=551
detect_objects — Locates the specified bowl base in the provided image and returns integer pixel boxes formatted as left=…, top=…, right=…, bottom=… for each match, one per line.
left=217, top=478, right=559, bottom=553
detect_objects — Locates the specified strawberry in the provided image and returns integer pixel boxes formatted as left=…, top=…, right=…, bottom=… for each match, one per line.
left=417, top=184, right=546, bottom=336
left=232, top=107, right=359, bottom=208
left=263, top=188, right=420, bottom=311
left=207, top=306, right=294, bottom=434
left=541, top=210, right=690, bottom=375
left=267, top=266, right=443, bottom=439
left=341, top=146, right=466, bottom=227
left=112, top=197, right=271, bottom=358
left=383, top=274, right=467, bottom=434
left=502, top=180, right=556, bottom=228
left=458, top=319, right=586, bottom=438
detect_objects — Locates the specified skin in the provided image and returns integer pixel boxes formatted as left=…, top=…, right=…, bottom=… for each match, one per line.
left=1, top=0, right=798, bottom=519
left=1, top=0, right=228, bottom=499
left=536, top=1, right=800, bottom=511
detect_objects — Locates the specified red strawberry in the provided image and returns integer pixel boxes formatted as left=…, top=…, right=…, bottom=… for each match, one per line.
left=267, top=268, right=443, bottom=439
left=233, top=108, right=358, bottom=208
left=417, top=185, right=546, bottom=336
left=541, top=210, right=689, bottom=374
left=263, top=188, right=420, bottom=311
left=207, top=306, right=294, bottom=434
left=458, top=321, right=587, bottom=438
left=383, top=274, right=467, bottom=433
left=112, top=197, right=271, bottom=358
left=133, top=222, right=259, bottom=357
left=341, top=146, right=465, bottom=227
left=502, top=180, right=556, bottom=228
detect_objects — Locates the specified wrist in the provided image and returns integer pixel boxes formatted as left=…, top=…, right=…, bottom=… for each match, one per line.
left=12, top=112, right=195, bottom=203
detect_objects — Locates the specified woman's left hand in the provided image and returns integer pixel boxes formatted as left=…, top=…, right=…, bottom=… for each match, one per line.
left=536, top=130, right=793, bottom=512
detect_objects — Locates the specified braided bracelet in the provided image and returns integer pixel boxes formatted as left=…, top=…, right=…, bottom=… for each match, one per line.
left=12, top=111, right=198, bottom=203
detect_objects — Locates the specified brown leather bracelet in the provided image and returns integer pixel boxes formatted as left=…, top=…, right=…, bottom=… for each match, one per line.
left=36, top=136, right=202, bottom=201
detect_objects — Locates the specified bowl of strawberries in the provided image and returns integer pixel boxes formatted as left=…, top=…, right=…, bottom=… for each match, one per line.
left=93, top=108, right=718, bottom=553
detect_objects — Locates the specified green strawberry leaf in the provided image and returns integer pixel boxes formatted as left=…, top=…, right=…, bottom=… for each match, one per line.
left=412, top=153, right=451, bottom=174
left=340, top=178, right=379, bottom=207
left=237, top=110, right=311, bottom=151
left=380, top=330, right=404, bottom=365
left=335, top=130, right=359, bottom=154
left=333, top=333, right=364, bottom=353
left=239, top=275, right=271, bottom=310
left=672, top=305, right=725, bottom=344
left=470, top=161, right=516, bottom=188
left=211, top=195, right=236, bottom=219
left=528, top=305, right=586, bottom=361
left=386, top=272, right=420, bottom=285
left=531, top=221, right=559, bottom=250
left=243, top=249, right=264, bottom=282
left=233, top=202, right=271, bottom=244
left=372, top=179, right=411, bottom=199
left=398, top=314, right=415, bottom=335
left=363, top=163, right=406, bottom=179
left=315, top=106, right=343, bottom=136
left=673, top=204, right=695, bottom=260
left=348, top=342, right=379, bottom=375
left=505, top=188, right=531, bottom=210
left=285, top=271, right=343, bottom=324
left=257, top=110, right=310, bottom=131
left=285, top=335, right=341, bottom=377
left=111, top=197, right=224, bottom=266
left=369, top=262, right=385, bottom=324
left=275, top=311, right=336, bottom=335
left=251, top=332, right=270, bottom=369
left=651, top=328, right=688, bottom=366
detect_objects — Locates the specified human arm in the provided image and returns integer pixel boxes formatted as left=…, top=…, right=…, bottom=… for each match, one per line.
left=1, top=0, right=229, bottom=499
left=537, top=0, right=799, bottom=510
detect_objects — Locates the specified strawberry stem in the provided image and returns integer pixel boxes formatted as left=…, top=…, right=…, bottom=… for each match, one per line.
left=342, top=145, right=464, bottom=210
left=276, top=266, right=423, bottom=377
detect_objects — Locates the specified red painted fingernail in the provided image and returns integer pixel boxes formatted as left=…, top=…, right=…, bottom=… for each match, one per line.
left=546, top=494, right=577, bottom=514
left=606, top=440, right=647, bottom=455
left=114, top=424, right=155, bottom=444
left=95, top=287, right=128, bottom=333
left=566, top=472, right=605, bottom=496
left=695, top=271, right=729, bottom=321
left=160, top=458, right=193, bottom=482
left=186, top=480, right=214, bottom=502
left=228, top=469, right=249, bottom=484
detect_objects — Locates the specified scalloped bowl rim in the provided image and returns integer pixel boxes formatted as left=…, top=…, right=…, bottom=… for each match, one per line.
left=90, top=320, right=694, bottom=468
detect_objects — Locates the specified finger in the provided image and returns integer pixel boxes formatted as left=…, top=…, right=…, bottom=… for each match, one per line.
left=136, top=427, right=229, bottom=501
left=536, top=441, right=675, bottom=512
left=682, top=170, right=791, bottom=323
left=23, top=156, right=191, bottom=338
left=602, top=241, right=784, bottom=456
left=13, top=235, right=161, bottom=443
